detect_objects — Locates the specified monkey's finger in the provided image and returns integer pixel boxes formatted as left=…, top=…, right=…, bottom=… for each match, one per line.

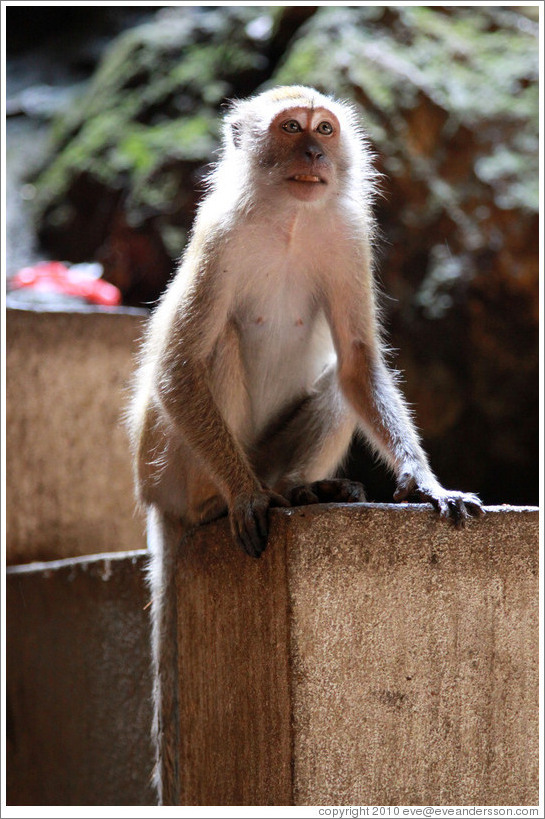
left=449, top=498, right=469, bottom=529
left=268, top=491, right=291, bottom=508
left=232, top=511, right=263, bottom=558
left=463, top=495, right=486, bottom=518
left=463, top=492, right=483, bottom=506
left=393, top=483, right=410, bottom=502
left=239, top=501, right=269, bottom=558
left=236, top=525, right=256, bottom=557
left=244, top=523, right=265, bottom=558
left=234, top=519, right=255, bottom=557
left=289, top=485, right=320, bottom=506
left=253, top=503, right=270, bottom=545
left=434, top=496, right=451, bottom=520
left=343, top=481, right=367, bottom=502
left=466, top=503, right=486, bottom=519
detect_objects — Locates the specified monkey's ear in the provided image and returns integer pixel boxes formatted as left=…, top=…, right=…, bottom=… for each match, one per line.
left=229, top=121, right=243, bottom=148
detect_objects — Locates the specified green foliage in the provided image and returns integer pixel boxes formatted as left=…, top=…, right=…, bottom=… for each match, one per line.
left=33, top=4, right=539, bottom=270
left=33, top=7, right=278, bottom=223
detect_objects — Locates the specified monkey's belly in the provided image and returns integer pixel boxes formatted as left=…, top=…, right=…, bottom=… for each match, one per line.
left=237, top=315, right=336, bottom=439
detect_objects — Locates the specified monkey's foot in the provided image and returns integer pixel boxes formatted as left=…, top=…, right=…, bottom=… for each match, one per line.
left=288, top=478, right=366, bottom=506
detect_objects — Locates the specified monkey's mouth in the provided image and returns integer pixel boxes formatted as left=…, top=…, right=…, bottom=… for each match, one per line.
left=288, top=174, right=325, bottom=184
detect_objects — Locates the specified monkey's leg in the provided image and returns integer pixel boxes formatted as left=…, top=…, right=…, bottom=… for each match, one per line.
left=146, top=506, right=184, bottom=806
left=253, top=366, right=364, bottom=504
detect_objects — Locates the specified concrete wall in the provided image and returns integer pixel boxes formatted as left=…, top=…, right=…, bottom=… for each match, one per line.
left=178, top=504, right=539, bottom=806
left=6, top=308, right=147, bottom=563
left=6, top=504, right=538, bottom=807
left=6, top=550, right=155, bottom=806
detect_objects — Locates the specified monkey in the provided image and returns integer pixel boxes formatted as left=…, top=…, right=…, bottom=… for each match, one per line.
left=127, top=85, right=484, bottom=804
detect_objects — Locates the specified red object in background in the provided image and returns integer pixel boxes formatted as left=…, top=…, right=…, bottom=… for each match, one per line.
left=11, top=261, right=122, bottom=306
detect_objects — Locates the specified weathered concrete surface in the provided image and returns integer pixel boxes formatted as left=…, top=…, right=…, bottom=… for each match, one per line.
left=178, top=503, right=539, bottom=806
left=178, top=516, right=293, bottom=806
left=5, top=505, right=538, bottom=807
left=6, top=308, right=147, bottom=563
left=6, top=550, right=154, bottom=806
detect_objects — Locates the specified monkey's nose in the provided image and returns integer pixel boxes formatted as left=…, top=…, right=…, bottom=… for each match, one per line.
left=305, top=145, right=323, bottom=161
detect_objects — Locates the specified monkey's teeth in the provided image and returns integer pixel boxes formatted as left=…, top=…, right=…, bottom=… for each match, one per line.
left=291, top=174, right=322, bottom=183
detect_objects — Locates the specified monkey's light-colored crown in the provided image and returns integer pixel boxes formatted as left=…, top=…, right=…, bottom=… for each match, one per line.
left=226, top=85, right=358, bottom=125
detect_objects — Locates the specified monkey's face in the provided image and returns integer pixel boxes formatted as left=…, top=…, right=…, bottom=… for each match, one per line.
left=260, top=106, right=343, bottom=203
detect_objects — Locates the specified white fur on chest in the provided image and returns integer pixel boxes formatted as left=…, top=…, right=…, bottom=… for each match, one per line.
left=219, top=209, right=338, bottom=432
left=222, top=204, right=348, bottom=321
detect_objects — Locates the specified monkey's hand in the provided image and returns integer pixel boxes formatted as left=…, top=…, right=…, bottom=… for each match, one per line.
left=394, top=471, right=485, bottom=529
left=230, top=487, right=290, bottom=558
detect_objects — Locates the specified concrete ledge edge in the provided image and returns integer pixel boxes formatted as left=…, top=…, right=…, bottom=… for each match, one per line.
left=6, top=548, right=147, bottom=575
left=6, top=302, right=149, bottom=317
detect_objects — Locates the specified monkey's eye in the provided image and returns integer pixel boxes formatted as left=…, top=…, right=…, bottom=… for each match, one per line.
left=316, top=121, right=334, bottom=135
left=281, top=119, right=302, bottom=134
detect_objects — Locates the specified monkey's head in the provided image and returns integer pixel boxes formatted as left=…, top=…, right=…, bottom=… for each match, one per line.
left=220, top=86, right=372, bottom=207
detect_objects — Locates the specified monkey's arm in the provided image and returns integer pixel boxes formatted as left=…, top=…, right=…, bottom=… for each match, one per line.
left=153, top=270, right=287, bottom=556
left=324, top=258, right=484, bottom=526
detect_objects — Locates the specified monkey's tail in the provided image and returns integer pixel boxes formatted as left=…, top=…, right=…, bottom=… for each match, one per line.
left=146, top=506, right=183, bottom=806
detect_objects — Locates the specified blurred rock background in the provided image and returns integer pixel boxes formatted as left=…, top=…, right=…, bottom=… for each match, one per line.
left=6, top=4, right=539, bottom=507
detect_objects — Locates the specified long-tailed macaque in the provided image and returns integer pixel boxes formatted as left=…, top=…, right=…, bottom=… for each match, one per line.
left=128, top=85, right=484, bottom=804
